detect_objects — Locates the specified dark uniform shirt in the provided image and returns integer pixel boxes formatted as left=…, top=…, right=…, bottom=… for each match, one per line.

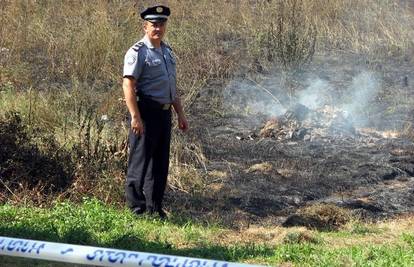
left=123, top=35, right=177, bottom=104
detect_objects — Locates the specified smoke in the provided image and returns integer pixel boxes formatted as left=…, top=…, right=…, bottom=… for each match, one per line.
left=224, top=70, right=382, bottom=128
left=297, top=71, right=381, bottom=127
left=298, top=78, right=331, bottom=109
left=223, top=79, right=286, bottom=117
left=341, top=71, right=380, bottom=126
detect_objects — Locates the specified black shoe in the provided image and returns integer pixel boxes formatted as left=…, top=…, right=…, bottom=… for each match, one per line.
left=157, top=208, right=168, bottom=220
left=147, top=207, right=168, bottom=220
left=132, top=206, right=146, bottom=215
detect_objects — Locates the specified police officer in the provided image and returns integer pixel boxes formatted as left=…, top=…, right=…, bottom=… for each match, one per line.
left=122, top=5, right=188, bottom=219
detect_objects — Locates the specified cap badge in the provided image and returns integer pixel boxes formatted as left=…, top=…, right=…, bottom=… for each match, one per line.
left=156, top=6, right=163, bottom=13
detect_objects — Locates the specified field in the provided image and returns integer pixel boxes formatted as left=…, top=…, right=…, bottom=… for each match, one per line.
left=1, top=0, right=414, bottom=266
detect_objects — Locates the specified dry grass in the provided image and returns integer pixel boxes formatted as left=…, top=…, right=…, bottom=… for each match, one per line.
left=1, top=1, right=412, bottom=86
left=401, top=122, right=414, bottom=140
left=213, top=215, right=414, bottom=249
left=307, top=0, right=414, bottom=57
left=283, top=204, right=353, bottom=231
left=246, top=162, right=274, bottom=174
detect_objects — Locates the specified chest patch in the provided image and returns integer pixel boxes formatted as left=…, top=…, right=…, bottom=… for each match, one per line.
left=152, top=58, right=162, bottom=65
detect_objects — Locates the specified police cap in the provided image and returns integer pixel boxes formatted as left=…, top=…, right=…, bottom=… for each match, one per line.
left=140, top=5, right=170, bottom=22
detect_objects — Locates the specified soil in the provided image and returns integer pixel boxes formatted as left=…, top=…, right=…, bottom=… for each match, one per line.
left=168, top=51, right=414, bottom=228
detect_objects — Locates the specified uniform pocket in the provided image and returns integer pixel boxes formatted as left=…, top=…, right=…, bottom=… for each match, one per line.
left=144, top=58, right=164, bottom=78
left=146, top=58, right=162, bottom=66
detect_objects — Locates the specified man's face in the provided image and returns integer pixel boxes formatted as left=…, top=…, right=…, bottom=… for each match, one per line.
left=144, top=21, right=167, bottom=42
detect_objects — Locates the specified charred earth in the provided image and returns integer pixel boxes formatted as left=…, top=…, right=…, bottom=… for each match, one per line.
left=170, top=53, right=414, bottom=228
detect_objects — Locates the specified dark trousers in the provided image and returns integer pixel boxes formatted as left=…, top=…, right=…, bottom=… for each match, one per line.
left=125, top=100, right=172, bottom=211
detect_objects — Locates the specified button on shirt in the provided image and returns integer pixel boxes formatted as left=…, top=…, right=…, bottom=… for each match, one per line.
left=123, top=36, right=177, bottom=104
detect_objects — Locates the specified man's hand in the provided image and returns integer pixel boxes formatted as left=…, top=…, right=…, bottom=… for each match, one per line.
left=123, top=77, right=144, bottom=135
left=172, top=96, right=188, bottom=132
left=131, top=116, right=144, bottom=135
left=177, top=113, right=189, bottom=132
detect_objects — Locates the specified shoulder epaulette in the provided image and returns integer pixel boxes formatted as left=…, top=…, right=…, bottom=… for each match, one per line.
left=132, top=42, right=144, bottom=52
left=162, top=42, right=172, bottom=51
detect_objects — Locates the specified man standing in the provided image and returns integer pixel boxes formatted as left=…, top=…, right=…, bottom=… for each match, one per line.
left=122, top=5, right=188, bottom=219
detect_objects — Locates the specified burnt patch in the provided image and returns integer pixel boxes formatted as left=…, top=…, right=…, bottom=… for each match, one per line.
left=182, top=108, right=414, bottom=226
left=340, top=199, right=384, bottom=212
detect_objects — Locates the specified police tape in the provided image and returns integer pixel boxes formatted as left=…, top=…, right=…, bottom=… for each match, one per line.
left=0, top=236, right=265, bottom=267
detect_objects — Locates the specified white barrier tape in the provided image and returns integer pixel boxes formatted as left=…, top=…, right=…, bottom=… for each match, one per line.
left=0, top=236, right=264, bottom=267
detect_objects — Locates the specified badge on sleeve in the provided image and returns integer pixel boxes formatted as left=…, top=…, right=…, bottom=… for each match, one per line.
left=127, top=55, right=136, bottom=65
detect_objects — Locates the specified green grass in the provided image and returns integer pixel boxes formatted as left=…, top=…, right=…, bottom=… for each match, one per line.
left=1, top=199, right=414, bottom=266
left=0, top=199, right=272, bottom=264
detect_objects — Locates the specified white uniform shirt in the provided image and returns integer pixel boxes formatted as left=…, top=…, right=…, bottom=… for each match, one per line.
left=123, top=35, right=177, bottom=104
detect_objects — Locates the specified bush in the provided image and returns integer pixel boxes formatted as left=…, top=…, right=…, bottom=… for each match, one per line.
left=0, top=112, right=72, bottom=203
left=258, top=0, right=317, bottom=70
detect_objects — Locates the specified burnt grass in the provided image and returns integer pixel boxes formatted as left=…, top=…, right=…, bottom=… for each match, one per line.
left=167, top=52, right=414, bottom=228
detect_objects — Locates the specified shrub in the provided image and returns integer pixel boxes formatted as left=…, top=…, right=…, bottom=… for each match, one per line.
left=0, top=112, right=72, bottom=203
left=267, top=0, right=317, bottom=70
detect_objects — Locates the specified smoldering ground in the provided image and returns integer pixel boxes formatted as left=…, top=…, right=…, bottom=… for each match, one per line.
left=177, top=53, right=414, bottom=228
left=224, top=70, right=383, bottom=130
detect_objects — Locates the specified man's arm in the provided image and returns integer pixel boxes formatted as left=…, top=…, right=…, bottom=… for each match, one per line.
left=123, top=77, right=144, bottom=135
left=172, top=96, right=189, bottom=132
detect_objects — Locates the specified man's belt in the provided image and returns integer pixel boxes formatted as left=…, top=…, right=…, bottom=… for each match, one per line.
left=161, top=103, right=171, bottom=110
left=137, top=96, right=171, bottom=110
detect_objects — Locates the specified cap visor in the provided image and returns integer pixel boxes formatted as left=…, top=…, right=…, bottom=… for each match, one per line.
left=146, top=18, right=167, bottom=22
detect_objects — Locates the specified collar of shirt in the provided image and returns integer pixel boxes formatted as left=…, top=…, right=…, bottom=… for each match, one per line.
left=142, top=35, right=166, bottom=50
